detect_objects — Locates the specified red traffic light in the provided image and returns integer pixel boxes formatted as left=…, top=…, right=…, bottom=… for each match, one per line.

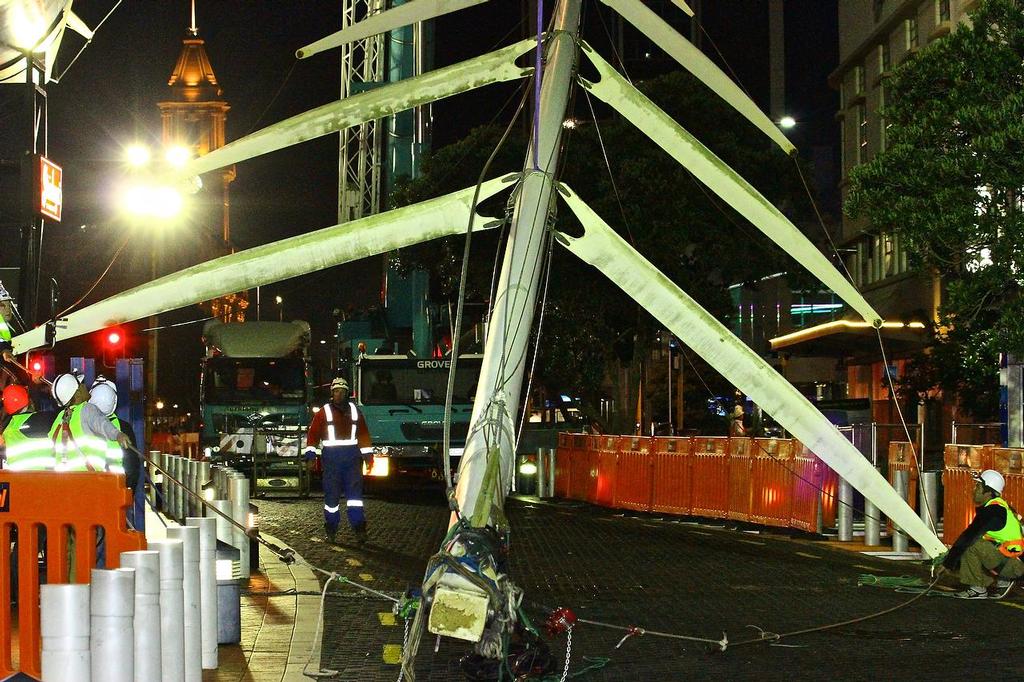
left=107, top=331, right=122, bottom=346
left=31, top=360, right=43, bottom=373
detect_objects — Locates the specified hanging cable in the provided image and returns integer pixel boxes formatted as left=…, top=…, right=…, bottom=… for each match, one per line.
left=55, top=233, right=132, bottom=318
left=515, top=234, right=555, bottom=451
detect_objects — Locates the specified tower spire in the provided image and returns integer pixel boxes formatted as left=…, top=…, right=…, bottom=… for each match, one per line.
left=189, top=0, right=198, bottom=36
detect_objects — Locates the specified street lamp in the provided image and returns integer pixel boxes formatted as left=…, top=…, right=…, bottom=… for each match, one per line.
left=125, top=144, right=151, bottom=167
left=275, top=295, right=283, bottom=321
left=779, top=115, right=796, bottom=129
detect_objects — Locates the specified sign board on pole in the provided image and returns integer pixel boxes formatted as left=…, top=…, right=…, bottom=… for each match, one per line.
left=36, top=155, right=62, bottom=221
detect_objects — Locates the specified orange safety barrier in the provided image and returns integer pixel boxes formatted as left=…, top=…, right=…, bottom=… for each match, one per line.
left=614, top=437, right=653, bottom=512
left=691, top=437, right=730, bottom=519
left=651, top=437, right=692, bottom=515
left=554, top=433, right=575, bottom=498
left=888, top=442, right=919, bottom=513
left=751, top=438, right=796, bottom=528
left=568, top=435, right=598, bottom=504
left=941, top=444, right=989, bottom=544
left=592, top=436, right=619, bottom=507
left=790, top=442, right=826, bottom=532
left=0, top=472, right=145, bottom=678
left=727, top=438, right=753, bottom=523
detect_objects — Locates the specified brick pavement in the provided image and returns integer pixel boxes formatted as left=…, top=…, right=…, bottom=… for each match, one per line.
left=254, top=482, right=1024, bottom=680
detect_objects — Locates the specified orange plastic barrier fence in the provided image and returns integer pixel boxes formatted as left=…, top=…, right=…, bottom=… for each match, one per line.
left=592, top=436, right=619, bottom=507
left=941, top=444, right=990, bottom=544
left=614, top=437, right=653, bottom=512
left=888, top=442, right=919, bottom=511
left=690, top=438, right=730, bottom=519
left=790, top=442, right=827, bottom=532
left=727, top=438, right=753, bottom=523
left=554, top=434, right=843, bottom=533
left=0, top=472, right=145, bottom=678
left=651, top=437, right=692, bottom=515
left=751, top=438, right=796, bottom=528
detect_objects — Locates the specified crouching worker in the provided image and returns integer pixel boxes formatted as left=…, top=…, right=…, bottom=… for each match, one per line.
left=942, top=469, right=1024, bottom=599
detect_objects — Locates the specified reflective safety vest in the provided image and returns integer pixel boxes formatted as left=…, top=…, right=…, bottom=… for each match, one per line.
left=0, top=317, right=11, bottom=345
left=983, top=497, right=1024, bottom=557
left=49, top=404, right=108, bottom=472
left=2, top=411, right=57, bottom=471
left=105, top=416, right=125, bottom=474
left=323, top=402, right=360, bottom=447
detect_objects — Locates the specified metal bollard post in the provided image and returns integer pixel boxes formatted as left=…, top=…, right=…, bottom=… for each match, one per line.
left=197, top=461, right=212, bottom=511
left=41, top=583, right=91, bottom=682
left=166, top=526, right=202, bottom=682
left=864, top=499, right=881, bottom=546
left=919, top=471, right=941, bottom=531
left=148, top=450, right=161, bottom=507
left=212, top=499, right=232, bottom=545
left=160, top=453, right=171, bottom=513
left=151, top=539, right=185, bottom=682
left=169, top=456, right=182, bottom=521
left=837, top=478, right=854, bottom=542
left=547, top=448, right=557, bottom=498
left=229, top=475, right=251, bottom=579
left=186, top=460, right=198, bottom=517
left=90, top=568, right=135, bottom=682
left=536, top=448, right=548, bottom=498
left=893, top=470, right=910, bottom=552
left=120, top=550, right=162, bottom=682
left=186, top=517, right=219, bottom=669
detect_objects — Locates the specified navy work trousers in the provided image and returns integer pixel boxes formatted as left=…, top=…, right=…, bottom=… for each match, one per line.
left=322, top=445, right=366, bottom=531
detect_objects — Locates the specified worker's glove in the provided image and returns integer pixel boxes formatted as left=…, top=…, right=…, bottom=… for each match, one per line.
left=303, top=447, right=318, bottom=461
left=930, top=551, right=948, bottom=567
left=116, top=432, right=132, bottom=449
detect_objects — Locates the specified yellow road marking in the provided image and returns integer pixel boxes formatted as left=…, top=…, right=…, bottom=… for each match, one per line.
left=736, top=539, right=765, bottom=546
left=795, top=552, right=821, bottom=559
left=378, top=612, right=397, bottom=626
left=346, top=558, right=362, bottom=567
left=995, top=601, right=1024, bottom=613
left=359, top=573, right=374, bottom=582
left=382, top=644, right=403, bottom=664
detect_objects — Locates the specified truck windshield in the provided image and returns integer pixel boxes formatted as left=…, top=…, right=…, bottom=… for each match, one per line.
left=204, top=357, right=306, bottom=403
left=359, top=362, right=480, bottom=405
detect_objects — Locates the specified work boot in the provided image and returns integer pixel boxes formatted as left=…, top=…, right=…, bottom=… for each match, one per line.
left=324, top=524, right=338, bottom=544
left=953, top=586, right=988, bottom=599
left=353, top=523, right=368, bottom=545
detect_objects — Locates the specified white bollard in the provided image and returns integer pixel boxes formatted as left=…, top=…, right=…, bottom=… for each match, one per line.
left=148, top=450, right=160, bottom=507
left=187, top=516, right=219, bottom=669
left=90, top=568, right=135, bottom=682
left=167, top=525, right=202, bottom=682
left=151, top=539, right=185, bottom=682
left=228, top=475, right=250, bottom=579
left=121, top=550, right=162, bottom=682
left=187, top=460, right=200, bottom=517
left=41, top=583, right=91, bottom=682
left=212, top=499, right=232, bottom=545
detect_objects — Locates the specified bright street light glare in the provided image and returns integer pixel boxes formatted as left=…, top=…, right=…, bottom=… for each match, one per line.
left=779, top=116, right=797, bottom=129
left=156, top=400, right=165, bottom=410
left=9, top=8, right=48, bottom=52
left=125, top=144, right=151, bottom=167
left=275, top=296, right=283, bottom=304
left=152, top=186, right=184, bottom=218
left=120, top=184, right=184, bottom=219
left=165, top=145, right=191, bottom=168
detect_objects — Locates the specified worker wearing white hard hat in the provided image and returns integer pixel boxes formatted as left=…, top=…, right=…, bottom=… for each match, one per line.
left=304, top=375, right=374, bottom=544
left=49, top=372, right=130, bottom=472
left=941, top=469, right=1024, bottom=599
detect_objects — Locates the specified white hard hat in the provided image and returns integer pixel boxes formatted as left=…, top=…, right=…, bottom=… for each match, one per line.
left=52, top=372, right=84, bottom=408
left=978, top=469, right=1006, bottom=494
left=330, top=377, right=349, bottom=392
left=89, top=376, right=118, bottom=417
left=0, top=282, right=10, bottom=302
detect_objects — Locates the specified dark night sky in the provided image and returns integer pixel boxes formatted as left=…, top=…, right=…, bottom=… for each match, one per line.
left=35, top=0, right=838, bottom=408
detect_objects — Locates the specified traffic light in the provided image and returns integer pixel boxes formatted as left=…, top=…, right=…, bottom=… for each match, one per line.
left=101, top=326, right=126, bottom=367
left=26, top=354, right=54, bottom=382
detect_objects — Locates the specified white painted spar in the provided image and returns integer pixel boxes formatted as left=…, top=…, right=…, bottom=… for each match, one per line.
left=172, top=39, right=535, bottom=180
left=555, top=184, right=945, bottom=558
left=595, top=2, right=792, bottom=153
left=577, top=43, right=881, bottom=326
left=12, top=177, right=509, bottom=354
left=297, top=0, right=489, bottom=59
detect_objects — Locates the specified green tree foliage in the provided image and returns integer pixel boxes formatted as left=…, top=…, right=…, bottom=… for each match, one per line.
left=845, top=0, right=1024, bottom=418
left=392, top=69, right=818, bottom=422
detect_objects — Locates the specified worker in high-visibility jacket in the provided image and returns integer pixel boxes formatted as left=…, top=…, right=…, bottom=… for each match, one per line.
left=304, top=377, right=373, bottom=544
left=89, top=376, right=144, bottom=529
left=49, top=372, right=130, bottom=471
left=1, top=384, right=57, bottom=471
left=942, top=469, right=1024, bottom=599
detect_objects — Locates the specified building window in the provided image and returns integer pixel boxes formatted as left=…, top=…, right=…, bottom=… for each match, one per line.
left=854, top=65, right=866, bottom=95
left=936, top=0, right=951, bottom=23
left=878, top=42, right=891, bottom=74
left=906, top=17, right=919, bottom=50
left=857, top=103, right=869, bottom=164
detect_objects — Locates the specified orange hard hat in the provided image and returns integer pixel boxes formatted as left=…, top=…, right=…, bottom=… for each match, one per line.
left=2, top=384, right=29, bottom=415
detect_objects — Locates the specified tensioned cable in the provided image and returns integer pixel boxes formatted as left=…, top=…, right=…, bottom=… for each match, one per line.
left=140, top=315, right=215, bottom=333
left=514, top=234, right=555, bottom=451
left=55, top=233, right=132, bottom=318
left=51, top=0, right=124, bottom=83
